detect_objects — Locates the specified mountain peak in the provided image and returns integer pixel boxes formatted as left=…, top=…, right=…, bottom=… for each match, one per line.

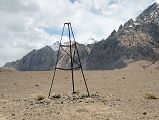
left=50, top=41, right=60, bottom=51
left=152, top=2, right=159, bottom=6
left=145, top=2, right=159, bottom=12
left=147, top=2, right=159, bottom=11
left=136, top=2, right=159, bottom=22
left=43, top=45, right=51, bottom=49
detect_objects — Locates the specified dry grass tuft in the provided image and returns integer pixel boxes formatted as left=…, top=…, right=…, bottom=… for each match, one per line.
left=144, top=93, right=158, bottom=100
left=52, top=94, right=61, bottom=98
left=35, top=95, right=45, bottom=101
left=76, top=108, right=89, bottom=113
left=80, top=94, right=88, bottom=99
left=122, top=77, right=125, bottom=79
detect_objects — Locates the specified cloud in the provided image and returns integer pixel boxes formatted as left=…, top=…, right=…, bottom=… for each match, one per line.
left=0, top=0, right=156, bottom=66
left=0, top=0, right=39, bottom=12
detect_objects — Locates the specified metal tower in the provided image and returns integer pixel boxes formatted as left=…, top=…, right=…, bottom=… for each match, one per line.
left=48, top=23, right=90, bottom=98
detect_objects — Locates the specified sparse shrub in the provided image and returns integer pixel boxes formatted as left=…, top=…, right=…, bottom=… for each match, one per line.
left=36, top=95, right=45, bottom=101
left=122, top=77, right=125, bottom=79
left=52, top=94, right=61, bottom=98
left=80, top=94, right=88, bottom=99
left=76, top=108, right=89, bottom=113
left=91, top=93, right=100, bottom=98
left=144, top=93, right=158, bottom=100
left=101, top=99, right=108, bottom=103
left=116, top=98, right=121, bottom=101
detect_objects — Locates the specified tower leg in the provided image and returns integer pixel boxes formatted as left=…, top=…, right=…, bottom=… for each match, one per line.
left=48, top=68, right=57, bottom=98
left=48, top=23, right=65, bottom=98
left=81, top=67, right=90, bottom=97
left=70, top=24, right=90, bottom=97
left=68, top=23, right=75, bottom=94
left=73, top=42, right=90, bottom=97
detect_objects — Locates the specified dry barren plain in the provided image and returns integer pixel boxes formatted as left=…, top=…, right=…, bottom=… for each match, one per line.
left=0, top=61, right=159, bottom=120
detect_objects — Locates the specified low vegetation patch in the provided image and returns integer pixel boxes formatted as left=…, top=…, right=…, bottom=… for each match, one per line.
left=122, top=77, right=126, bottom=79
left=35, top=95, right=45, bottom=101
left=76, top=108, right=89, bottom=113
left=144, top=93, right=158, bottom=100
left=52, top=94, right=61, bottom=98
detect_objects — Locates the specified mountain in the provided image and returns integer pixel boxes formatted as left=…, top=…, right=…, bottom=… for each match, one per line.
left=57, top=43, right=93, bottom=69
left=50, top=41, right=60, bottom=51
left=4, top=46, right=57, bottom=71
left=84, top=38, right=97, bottom=45
left=4, top=43, right=93, bottom=71
left=86, top=2, right=159, bottom=69
left=4, top=2, right=159, bottom=70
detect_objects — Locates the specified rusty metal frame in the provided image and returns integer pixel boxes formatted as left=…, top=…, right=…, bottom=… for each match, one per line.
left=48, top=23, right=90, bottom=98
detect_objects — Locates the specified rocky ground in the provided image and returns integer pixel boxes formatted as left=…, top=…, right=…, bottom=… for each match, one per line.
left=0, top=61, right=159, bottom=120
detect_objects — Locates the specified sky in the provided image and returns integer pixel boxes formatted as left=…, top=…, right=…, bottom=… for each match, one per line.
left=0, top=0, right=158, bottom=66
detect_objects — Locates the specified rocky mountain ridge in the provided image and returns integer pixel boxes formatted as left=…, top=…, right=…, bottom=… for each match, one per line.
left=86, top=2, right=159, bottom=69
left=4, top=46, right=57, bottom=71
left=4, top=43, right=93, bottom=71
left=4, top=2, right=159, bottom=70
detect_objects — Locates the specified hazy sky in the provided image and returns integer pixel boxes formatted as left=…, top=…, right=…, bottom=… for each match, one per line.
left=0, top=0, right=157, bottom=66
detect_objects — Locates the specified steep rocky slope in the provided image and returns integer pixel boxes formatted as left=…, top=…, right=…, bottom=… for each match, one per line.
left=4, top=46, right=57, bottom=71
left=86, top=2, right=159, bottom=69
left=4, top=43, right=92, bottom=71
left=57, top=43, right=92, bottom=69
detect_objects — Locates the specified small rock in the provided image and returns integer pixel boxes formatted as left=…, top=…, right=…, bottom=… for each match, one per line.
left=52, top=94, right=61, bottom=99
left=143, top=112, right=147, bottom=115
left=85, top=98, right=95, bottom=103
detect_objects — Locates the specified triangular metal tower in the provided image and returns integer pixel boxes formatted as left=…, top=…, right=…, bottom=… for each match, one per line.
left=48, top=22, right=90, bottom=98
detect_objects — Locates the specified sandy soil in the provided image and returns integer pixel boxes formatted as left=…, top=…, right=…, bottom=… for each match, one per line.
left=0, top=61, right=159, bottom=120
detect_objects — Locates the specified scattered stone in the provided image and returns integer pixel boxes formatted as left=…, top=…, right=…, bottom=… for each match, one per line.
left=51, top=94, right=61, bottom=99
left=143, top=112, right=147, bottom=115
left=30, top=103, right=33, bottom=105
left=85, top=98, right=95, bottom=103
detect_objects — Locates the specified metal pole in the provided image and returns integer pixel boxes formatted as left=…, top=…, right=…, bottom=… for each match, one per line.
left=75, top=42, right=90, bottom=97
left=68, top=23, right=75, bottom=94
left=70, top=24, right=90, bottom=97
left=48, top=23, right=65, bottom=98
